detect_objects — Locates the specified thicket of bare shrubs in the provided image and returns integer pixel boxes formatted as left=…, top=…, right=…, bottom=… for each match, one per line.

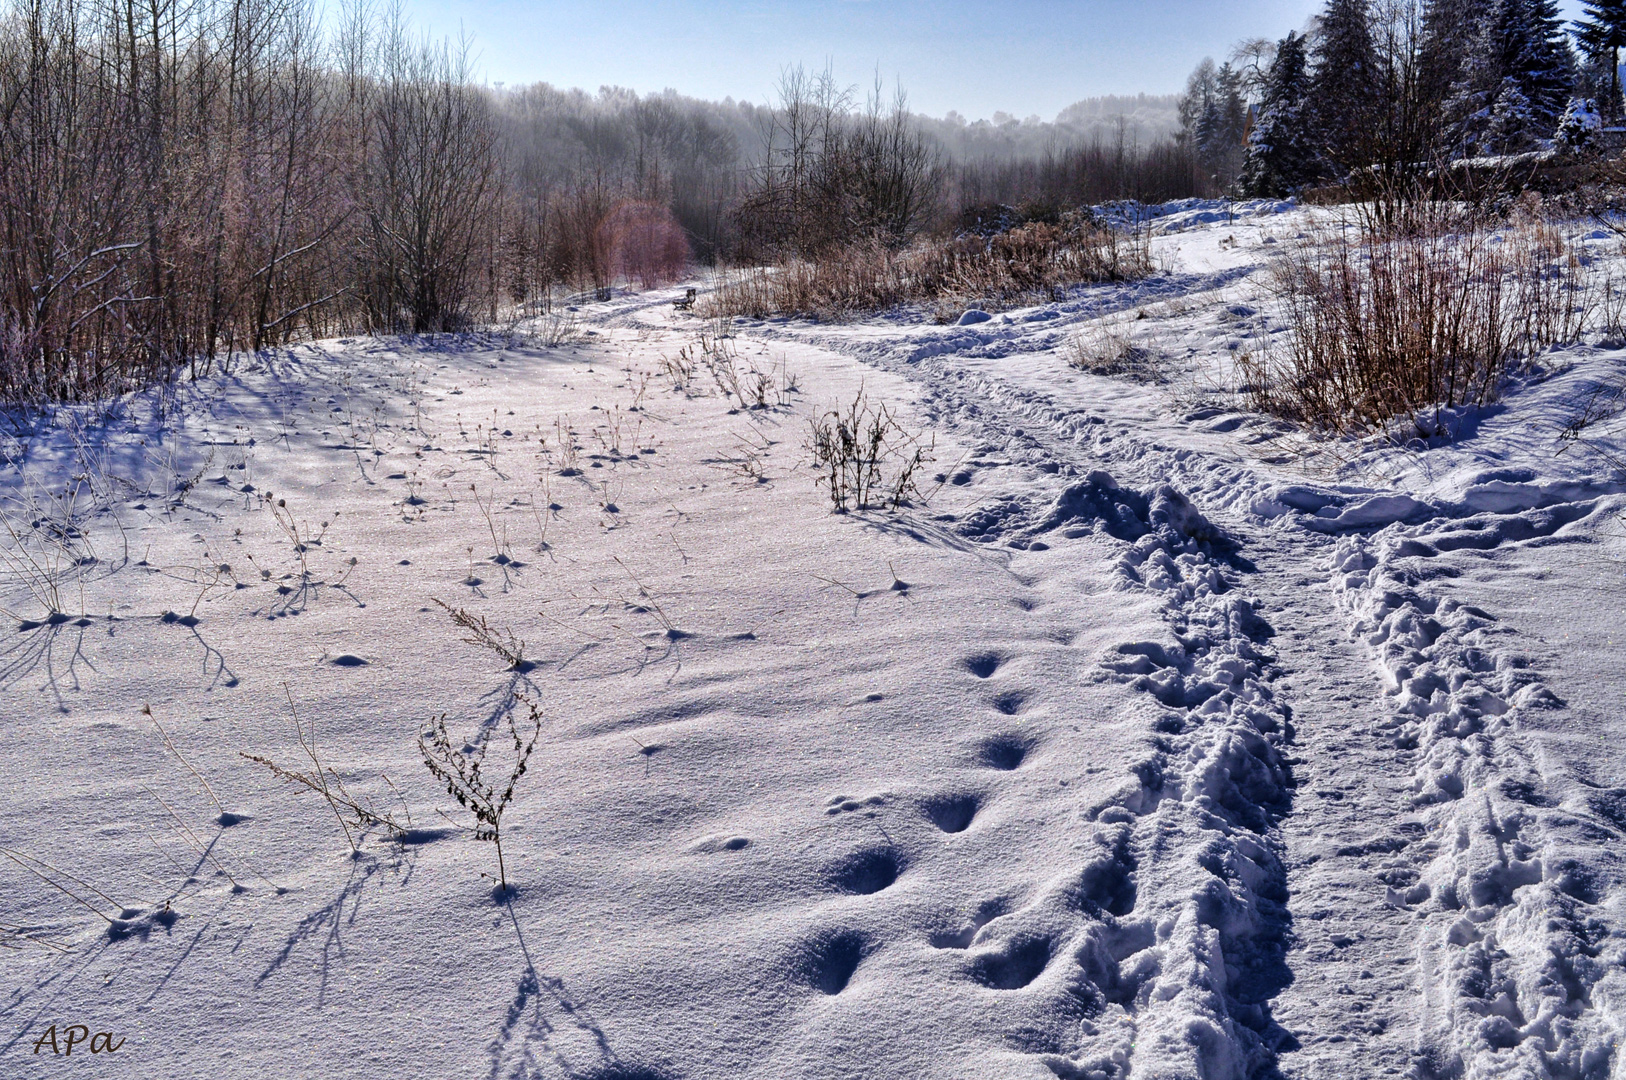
left=0, top=0, right=1203, bottom=403
left=705, top=213, right=1153, bottom=321
left=0, top=0, right=731, bottom=403
left=732, top=67, right=938, bottom=261
left=1244, top=196, right=1590, bottom=435
left=712, top=67, right=1168, bottom=321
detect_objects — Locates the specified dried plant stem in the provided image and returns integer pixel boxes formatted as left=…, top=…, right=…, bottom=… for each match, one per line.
left=1, top=846, right=120, bottom=924
left=143, top=704, right=224, bottom=814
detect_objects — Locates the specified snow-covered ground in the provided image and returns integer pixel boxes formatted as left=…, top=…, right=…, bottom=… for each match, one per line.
left=3, top=204, right=1626, bottom=1080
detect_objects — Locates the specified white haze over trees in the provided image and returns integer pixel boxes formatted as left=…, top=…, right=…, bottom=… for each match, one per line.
left=0, top=0, right=1194, bottom=404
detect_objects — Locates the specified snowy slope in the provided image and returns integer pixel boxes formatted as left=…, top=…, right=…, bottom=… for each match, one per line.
left=4, top=206, right=1626, bottom=1080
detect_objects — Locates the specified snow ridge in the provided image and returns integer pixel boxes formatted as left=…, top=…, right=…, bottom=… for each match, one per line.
left=1030, top=473, right=1295, bottom=1080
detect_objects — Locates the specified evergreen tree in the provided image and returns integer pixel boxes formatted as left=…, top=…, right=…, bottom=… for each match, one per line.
left=1575, top=0, right=1626, bottom=120
left=1241, top=32, right=1319, bottom=195
left=1448, top=0, right=1575, bottom=153
left=1178, top=58, right=1220, bottom=154
left=1418, top=0, right=1495, bottom=121
left=1311, top=0, right=1382, bottom=174
left=1217, top=63, right=1249, bottom=163
left=1195, top=64, right=1249, bottom=189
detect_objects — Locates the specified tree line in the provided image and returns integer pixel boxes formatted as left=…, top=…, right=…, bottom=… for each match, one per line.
left=0, top=0, right=1208, bottom=401
left=0, top=0, right=766, bottom=400
left=1179, top=0, right=1626, bottom=197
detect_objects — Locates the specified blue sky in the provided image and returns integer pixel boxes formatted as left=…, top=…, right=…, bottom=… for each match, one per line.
left=399, top=0, right=1593, bottom=122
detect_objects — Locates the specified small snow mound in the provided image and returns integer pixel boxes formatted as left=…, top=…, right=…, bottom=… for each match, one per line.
left=957, top=309, right=993, bottom=326
left=688, top=834, right=750, bottom=853
left=1304, top=493, right=1433, bottom=532
left=1025, top=470, right=1228, bottom=552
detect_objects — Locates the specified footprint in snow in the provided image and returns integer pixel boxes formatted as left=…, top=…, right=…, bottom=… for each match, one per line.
left=688, top=835, right=750, bottom=854
left=824, top=794, right=885, bottom=816
left=823, top=847, right=902, bottom=895
left=962, top=652, right=1006, bottom=679
left=993, top=690, right=1028, bottom=715
left=921, top=792, right=980, bottom=834
left=795, top=929, right=871, bottom=995
left=967, top=935, right=1053, bottom=990
left=975, top=734, right=1033, bottom=771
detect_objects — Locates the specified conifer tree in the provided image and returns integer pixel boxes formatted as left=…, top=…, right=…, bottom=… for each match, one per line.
left=1418, top=0, right=1495, bottom=120
left=1448, top=0, right=1575, bottom=153
left=1575, top=0, right=1626, bottom=120
left=1241, top=32, right=1319, bottom=195
left=1179, top=59, right=1219, bottom=154
left=1311, top=0, right=1382, bottom=174
left=1195, top=64, right=1249, bottom=189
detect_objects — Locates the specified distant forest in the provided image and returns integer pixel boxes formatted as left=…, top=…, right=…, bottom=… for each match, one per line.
left=0, top=0, right=1201, bottom=400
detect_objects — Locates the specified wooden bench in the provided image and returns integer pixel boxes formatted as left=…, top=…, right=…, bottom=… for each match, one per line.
left=673, top=287, right=696, bottom=311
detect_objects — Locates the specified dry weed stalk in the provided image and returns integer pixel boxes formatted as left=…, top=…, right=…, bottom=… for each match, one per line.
left=0, top=845, right=126, bottom=926
left=529, top=311, right=581, bottom=348
left=143, top=704, right=224, bottom=815
left=419, top=700, right=542, bottom=892
left=240, top=687, right=409, bottom=851
left=809, top=388, right=933, bottom=512
left=0, top=485, right=91, bottom=620
left=434, top=597, right=528, bottom=669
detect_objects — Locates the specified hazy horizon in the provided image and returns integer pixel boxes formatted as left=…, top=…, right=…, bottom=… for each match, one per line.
left=399, top=1, right=1598, bottom=124
left=398, top=0, right=1322, bottom=122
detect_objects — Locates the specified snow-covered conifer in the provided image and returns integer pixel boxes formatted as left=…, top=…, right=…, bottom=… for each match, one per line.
left=1574, top=0, right=1626, bottom=120
left=1448, top=0, right=1576, bottom=153
left=1241, top=31, right=1319, bottom=195
left=1556, top=95, right=1603, bottom=144
left=1310, top=0, right=1381, bottom=173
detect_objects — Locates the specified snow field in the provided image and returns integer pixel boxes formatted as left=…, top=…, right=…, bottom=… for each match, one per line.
left=4, top=202, right=1626, bottom=1078
left=0, top=318, right=1187, bottom=1078
left=720, top=202, right=1626, bottom=1078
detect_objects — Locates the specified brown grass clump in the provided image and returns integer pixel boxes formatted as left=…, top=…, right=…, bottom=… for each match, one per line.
left=702, top=213, right=1152, bottom=322
left=1244, top=200, right=1588, bottom=436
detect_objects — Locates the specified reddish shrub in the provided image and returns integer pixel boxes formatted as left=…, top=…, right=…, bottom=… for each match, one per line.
left=596, top=202, right=692, bottom=289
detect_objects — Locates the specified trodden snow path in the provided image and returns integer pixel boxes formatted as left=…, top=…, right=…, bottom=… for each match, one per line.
left=3, top=205, right=1626, bottom=1080
left=685, top=205, right=1626, bottom=1080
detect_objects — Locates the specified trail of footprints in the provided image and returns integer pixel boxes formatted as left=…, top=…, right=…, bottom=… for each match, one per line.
left=793, top=644, right=1064, bottom=1004
left=741, top=282, right=1626, bottom=1075
left=788, top=481, right=1293, bottom=1080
